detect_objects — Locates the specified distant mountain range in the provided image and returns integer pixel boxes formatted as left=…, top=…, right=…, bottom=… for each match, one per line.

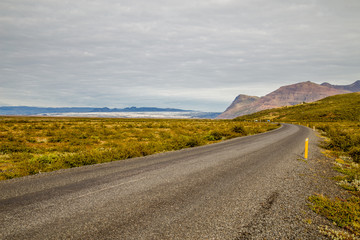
left=0, top=106, right=189, bottom=115
left=320, top=81, right=360, bottom=92
left=217, top=80, right=360, bottom=119
left=0, top=106, right=220, bottom=119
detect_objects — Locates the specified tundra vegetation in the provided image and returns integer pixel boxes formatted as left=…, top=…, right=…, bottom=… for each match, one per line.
left=0, top=117, right=278, bottom=180
left=236, top=92, right=360, bottom=239
left=308, top=121, right=360, bottom=239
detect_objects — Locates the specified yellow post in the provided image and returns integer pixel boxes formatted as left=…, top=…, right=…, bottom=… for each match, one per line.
left=304, top=138, right=309, bottom=159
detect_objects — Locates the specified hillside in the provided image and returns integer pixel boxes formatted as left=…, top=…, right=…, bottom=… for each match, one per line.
left=235, top=92, right=360, bottom=122
left=218, top=95, right=260, bottom=119
left=218, top=81, right=351, bottom=119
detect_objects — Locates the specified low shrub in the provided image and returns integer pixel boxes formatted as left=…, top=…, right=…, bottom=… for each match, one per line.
left=349, top=147, right=360, bottom=163
left=232, top=125, right=247, bottom=135
left=205, top=131, right=223, bottom=141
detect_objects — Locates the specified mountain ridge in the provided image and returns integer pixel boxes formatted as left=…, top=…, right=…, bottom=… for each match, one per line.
left=321, top=80, right=360, bottom=92
left=234, top=92, right=360, bottom=122
left=217, top=80, right=359, bottom=119
left=0, top=106, right=192, bottom=115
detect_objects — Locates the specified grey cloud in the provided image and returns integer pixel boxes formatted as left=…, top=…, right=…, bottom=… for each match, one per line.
left=1, top=0, right=359, bottom=111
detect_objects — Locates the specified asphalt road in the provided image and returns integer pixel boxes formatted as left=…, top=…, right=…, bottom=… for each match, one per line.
left=0, top=124, right=322, bottom=239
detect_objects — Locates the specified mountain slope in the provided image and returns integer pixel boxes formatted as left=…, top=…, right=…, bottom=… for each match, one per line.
left=218, top=81, right=350, bottom=119
left=235, top=92, right=360, bottom=122
left=217, top=95, right=259, bottom=119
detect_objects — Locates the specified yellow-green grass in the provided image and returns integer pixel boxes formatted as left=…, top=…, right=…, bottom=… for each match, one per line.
left=304, top=122, right=360, bottom=238
left=309, top=194, right=360, bottom=237
left=0, top=116, right=279, bottom=180
left=311, top=122, right=360, bottom=162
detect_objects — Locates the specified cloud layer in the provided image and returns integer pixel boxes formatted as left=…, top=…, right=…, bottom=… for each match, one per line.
left=1, top=0, right=359, bottom=111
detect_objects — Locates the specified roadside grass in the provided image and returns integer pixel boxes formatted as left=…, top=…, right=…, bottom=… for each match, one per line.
left=307, top=122, right=360, bottom=239
left=309, top=194, right=360, bottom=237
left=0, top=116, right=279, bottom=180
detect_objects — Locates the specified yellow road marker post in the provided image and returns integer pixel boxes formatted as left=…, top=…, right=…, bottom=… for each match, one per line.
left=304, top=138, right=309, bottom=159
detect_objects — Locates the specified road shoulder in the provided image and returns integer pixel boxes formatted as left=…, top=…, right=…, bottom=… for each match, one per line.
left=236, top=126, right=348, bottom=239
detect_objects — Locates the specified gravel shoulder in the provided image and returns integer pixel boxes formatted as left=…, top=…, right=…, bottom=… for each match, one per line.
left=235, top=126, right=348, bottom=239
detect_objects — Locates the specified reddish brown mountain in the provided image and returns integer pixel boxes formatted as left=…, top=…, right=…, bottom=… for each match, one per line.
left=217, top=81, right=352, bottom=119
left=220, top=94, right=259, bottom=118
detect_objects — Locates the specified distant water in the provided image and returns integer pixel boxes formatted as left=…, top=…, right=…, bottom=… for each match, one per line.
left=39, top=111, right=220, bottom=119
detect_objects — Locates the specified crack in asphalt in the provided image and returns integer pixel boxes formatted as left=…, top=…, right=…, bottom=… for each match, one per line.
left=235, top=191, right=280, bottom=239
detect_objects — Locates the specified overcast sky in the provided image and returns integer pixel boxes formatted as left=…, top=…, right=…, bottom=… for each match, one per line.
left=1, top=0, right=359, bottom=111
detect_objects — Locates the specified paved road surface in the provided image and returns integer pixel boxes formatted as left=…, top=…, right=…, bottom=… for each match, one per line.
left=0, top=124, right=321, bottom=239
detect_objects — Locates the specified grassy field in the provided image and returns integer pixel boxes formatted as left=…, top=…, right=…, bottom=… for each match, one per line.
left=0, top=116, right=279, bottom=180
left=235, top=92, right=360, bottom=239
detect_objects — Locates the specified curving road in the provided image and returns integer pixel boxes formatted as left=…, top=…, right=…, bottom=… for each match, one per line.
left=0, top=124, right=320, bottom=239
